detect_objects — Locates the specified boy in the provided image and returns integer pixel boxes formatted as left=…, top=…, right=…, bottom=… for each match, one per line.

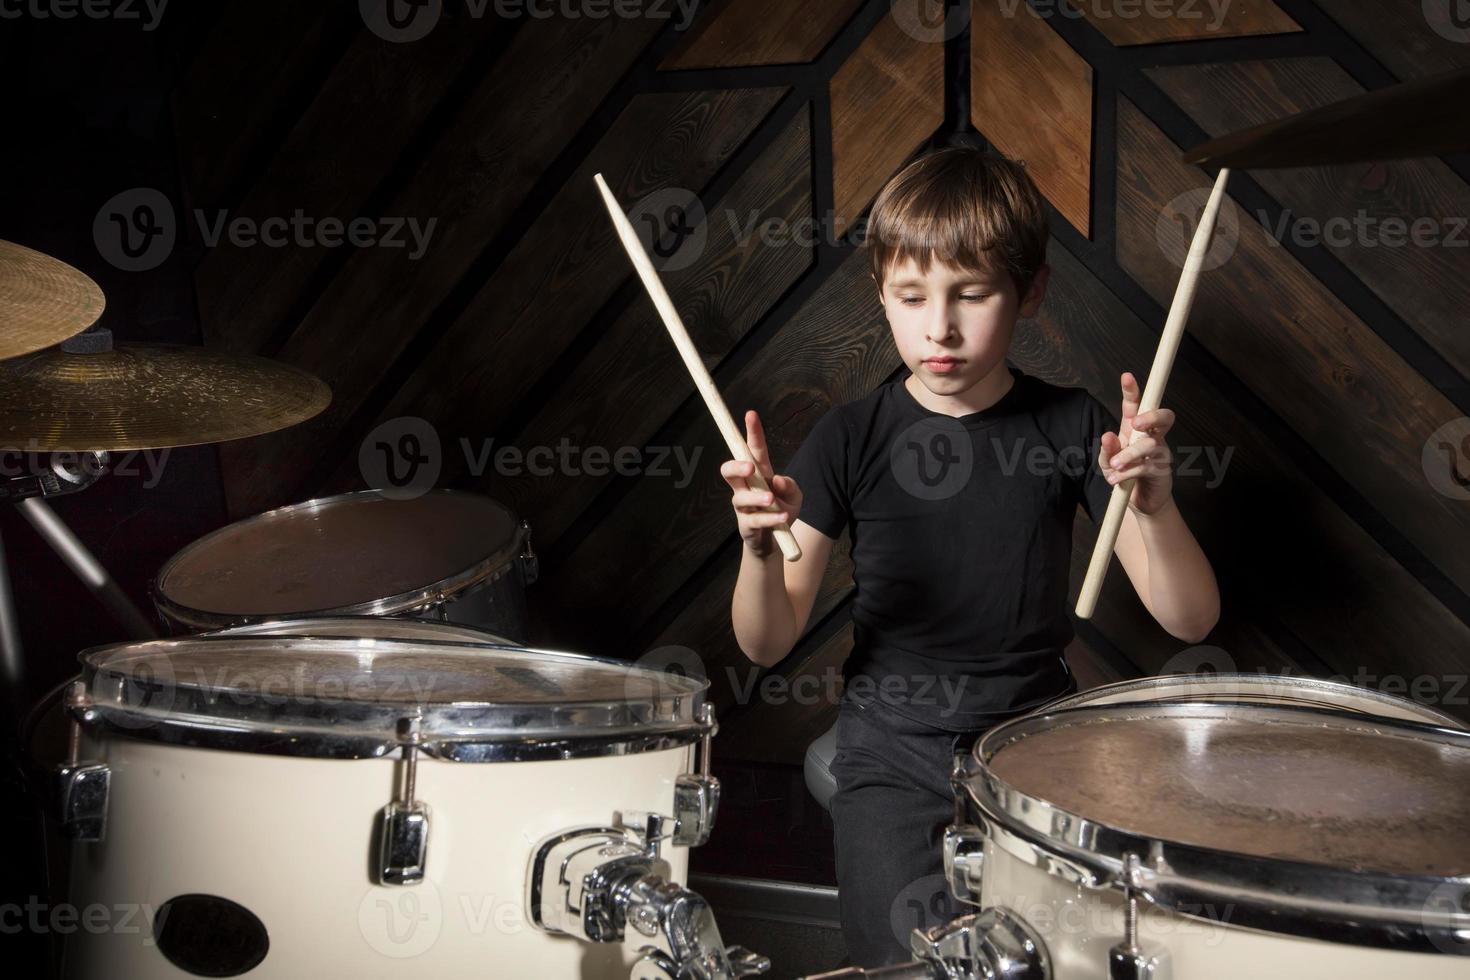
left=721, top=148, right=1219, bottom=966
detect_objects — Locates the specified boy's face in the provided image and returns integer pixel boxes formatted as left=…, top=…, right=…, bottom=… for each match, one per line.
left=879, top=254, right=1048, bottom=399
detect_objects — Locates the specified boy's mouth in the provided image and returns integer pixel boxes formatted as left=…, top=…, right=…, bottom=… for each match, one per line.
left=923, top=356, right=963, bottom=374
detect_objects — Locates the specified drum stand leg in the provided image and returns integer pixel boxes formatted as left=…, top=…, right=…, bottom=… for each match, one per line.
left=0, top=526, right=26, bottom=724
left=15, top=498, right=158, bottom=642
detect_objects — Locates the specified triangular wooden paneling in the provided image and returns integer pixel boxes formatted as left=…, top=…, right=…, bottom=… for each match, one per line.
left=830, top=12, right=945, bottom=238
left=661, top=0, right=864, bottom=68
left=1069, top=0, right=1299, bottom=45
left=971, top=0, right=1093, bottom=236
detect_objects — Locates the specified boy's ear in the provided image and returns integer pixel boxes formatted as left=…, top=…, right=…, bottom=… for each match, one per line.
left=1018, top=263, right=1051, bottom=317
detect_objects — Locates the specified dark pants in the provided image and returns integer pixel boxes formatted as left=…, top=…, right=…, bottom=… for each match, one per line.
left=828, top=696, right=1021, bottom=967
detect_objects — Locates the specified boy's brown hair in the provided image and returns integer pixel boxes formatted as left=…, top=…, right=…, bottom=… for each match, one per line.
left=865, top=148, right=1049, bottom=299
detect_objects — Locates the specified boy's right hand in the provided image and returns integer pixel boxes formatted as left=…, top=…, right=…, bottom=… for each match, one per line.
left=721, top=409, right=802, bottom=559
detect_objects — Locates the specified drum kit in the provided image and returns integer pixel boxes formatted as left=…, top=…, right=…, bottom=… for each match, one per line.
left=3, top=63, right=1470, bottom=979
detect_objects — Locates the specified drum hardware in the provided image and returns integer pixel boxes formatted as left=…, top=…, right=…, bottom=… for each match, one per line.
left=526, top=816, right=768, bottom=980
left=801, top=907, right=1050, bottom=980
left=53, top=681, right=110, bottom=843
left=942, top=823, right=986, bottom=906
left=375, top=711, right=431, bottom=886
left=670, top=703, right=719, bottom=848
left=1108, top=854, right=1170, bottom=980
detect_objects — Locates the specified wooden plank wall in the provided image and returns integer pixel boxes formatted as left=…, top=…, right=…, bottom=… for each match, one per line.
left=172, top=0, right=1470, bottom=872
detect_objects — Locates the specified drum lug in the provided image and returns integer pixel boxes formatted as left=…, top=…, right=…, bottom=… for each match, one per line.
left=669, top=702, right=721, bottom=847
left=55, top=762, right=111, bottom=842
left=375, top=713, right=430, bottom=885
left=55, top=681, right=110, bottom=842
left=1108, top=854, right=1170, bottom=980
left=517, top=519, right=539, bottom=585
left=943, top=823, right=987, bottom=905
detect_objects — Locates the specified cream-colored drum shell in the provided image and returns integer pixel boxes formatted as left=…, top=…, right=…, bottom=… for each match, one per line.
left=63, top=733, right=692, bottom=978
left=978, top=840, right=1465, bottom=980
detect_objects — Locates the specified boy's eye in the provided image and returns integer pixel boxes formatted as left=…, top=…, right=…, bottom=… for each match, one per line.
left=900, top=296, right=924, bottom=307
left=961, top=293, right=991, bottom=303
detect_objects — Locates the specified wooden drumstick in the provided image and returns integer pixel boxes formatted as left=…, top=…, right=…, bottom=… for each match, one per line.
left=593, top=173, right=802, bottom=562
left=1076, top=168, right=1231, bottom=619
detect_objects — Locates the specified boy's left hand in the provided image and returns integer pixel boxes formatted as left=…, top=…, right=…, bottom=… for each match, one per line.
left=1099, top=371, right=1176, bottom=516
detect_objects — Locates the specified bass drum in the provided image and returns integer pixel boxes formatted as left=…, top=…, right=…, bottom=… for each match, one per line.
left=60, top=635, right=735, bottom=979
left=1044, top=671, right=1463, bottom=727
left=153, top=490, right=536, bottom=642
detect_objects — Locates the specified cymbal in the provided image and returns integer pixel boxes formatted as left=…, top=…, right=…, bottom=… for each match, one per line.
left=0, top=340, right=331, bottom=451
left=0, top=240, right=105, bottom=360
left=1182, top=67, right=1470, bottom=170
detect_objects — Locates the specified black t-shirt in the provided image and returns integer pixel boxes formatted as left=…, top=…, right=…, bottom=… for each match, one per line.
left=785, top=364, right=1119, bottom=732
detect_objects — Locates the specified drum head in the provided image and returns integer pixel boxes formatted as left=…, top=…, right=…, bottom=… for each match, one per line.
left=155, top=490, right=521, bottom=626
left=982, top=703, right=1470, bottom=877
left=79, top=636, right=705, bottom=760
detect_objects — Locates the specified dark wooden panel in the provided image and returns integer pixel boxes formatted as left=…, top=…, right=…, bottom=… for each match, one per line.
left=195, top=22, right=500, bottom=353
left=462, top=106, right=812, bottom=543
left=1070, top=0, right=1298, bottom=45
left=830, top=12, right=944, bottom=237
left=216, top=14, right=667, bottom=517
left=538, top=249, right=899, bottom=655
left=1147, top=58, right=1470, bottom=381
left=661, top=0, right=863, bottom=69
left=647, top=532, right=854, bottom=718
left=172, top=1, right=351, bottom=217
left=1026, top=238, right=1470, bottom=712
left=1321, top=0, right=1470, bottom=81
left=319, top=87, right=788, bottom=498
left=718, top=622, right=852, bottom=765
left=1117, top=97, right=1470, bottom=603
left=971, top=0, right=1093, bottom=236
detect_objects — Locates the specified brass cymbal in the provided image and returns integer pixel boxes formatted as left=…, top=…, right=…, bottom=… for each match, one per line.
left=0, top=340, right=331, bottom=451
left=1182, top=67, right=1470, bottom=170
left=0, top=240, right=106, bottom=360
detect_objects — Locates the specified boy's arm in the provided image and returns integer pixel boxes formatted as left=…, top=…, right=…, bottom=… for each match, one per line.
left=731, top=519, right=834, bottom=667
left=1113, top=503, right=1219, bottom=643
left=1099, top=372, right=1221, bottom=643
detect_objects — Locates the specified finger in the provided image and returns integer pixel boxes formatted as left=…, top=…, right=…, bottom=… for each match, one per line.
left=745, top=410, right=774, bottom=477
left=733, top=489, right=775, bottom=509
left=720, top=459, right=756, bottom=491
left=1111, top=436, right=1158, bottom=471
left=1132, top=408, right=1175, bottom=437
left=1098, top=430, right=1121, bottom=469
left=746, top=512, right=791, bottom=529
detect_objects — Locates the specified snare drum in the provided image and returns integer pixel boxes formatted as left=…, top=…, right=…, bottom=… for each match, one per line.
left=152, top=490, right=536, bottom=641
left=936, top=700, right=1470, bottom=980
left=210, top=616, right=512, bottom=644
left=58, top=635, right=732, bottom=978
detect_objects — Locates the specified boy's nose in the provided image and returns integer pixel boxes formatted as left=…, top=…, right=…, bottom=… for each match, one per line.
left=926, top=309, right=957, bottom=342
